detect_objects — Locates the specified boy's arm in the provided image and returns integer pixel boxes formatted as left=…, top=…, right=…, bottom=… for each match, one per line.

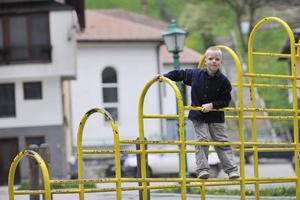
left=163, top=69, right=193, bottom=85
left=211, top=80, right=232, bottom=109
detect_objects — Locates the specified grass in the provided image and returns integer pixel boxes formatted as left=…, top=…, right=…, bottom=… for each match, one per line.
left=249, top=28, right=293, bottom=130
left=85, top=0, right=187, bottom=21
left=158, top=186, right=296, bottom=196
left=17, top=182, right=96, bottom=190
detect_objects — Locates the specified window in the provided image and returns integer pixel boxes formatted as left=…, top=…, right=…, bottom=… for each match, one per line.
left=0, top=83, right=15, bottom=117
left=23, top=82, right=42, bottom=100
left=0, top=13, right=51, bottom=65
left=102, top=67, right=118, bottom=121
left=25, top=136, right=45, bottom=148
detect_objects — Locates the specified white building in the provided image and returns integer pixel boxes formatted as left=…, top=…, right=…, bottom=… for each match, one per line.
left=0, top=0, right=83, bottom=184
left=71, top=9, right=201, bottom=147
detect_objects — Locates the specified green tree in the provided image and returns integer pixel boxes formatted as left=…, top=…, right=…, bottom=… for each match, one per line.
left=178, top=3, right=215, bottom=49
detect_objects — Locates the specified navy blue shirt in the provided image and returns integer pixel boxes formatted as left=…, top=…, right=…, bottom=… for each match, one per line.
left=164, top=68, right=232, bottom=123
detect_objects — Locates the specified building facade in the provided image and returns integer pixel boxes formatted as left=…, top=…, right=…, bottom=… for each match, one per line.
left=71, top=10, right=201, bottom=147
left=0, top=0, right=82, bottom=184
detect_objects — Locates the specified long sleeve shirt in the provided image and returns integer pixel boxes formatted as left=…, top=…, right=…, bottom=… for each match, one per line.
left=163, top=68, right=232, bottom=123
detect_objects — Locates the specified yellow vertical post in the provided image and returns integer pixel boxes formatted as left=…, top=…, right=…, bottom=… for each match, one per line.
left=295, top=40, right=300, bottom=196
left=138, top=80, right=151, bottom=200
left=248, top=24, right=260, bottom=200
left=200, top=181, right=206, bottom=200
left=8, top=150, right=51, bottom=200
left=112, top=121, right=122, bottom=200
left=176, top=79, right=187, bottom=200
left=77, top=111, right=88, bottom=200
left=216, top=45, right=246, bottom=200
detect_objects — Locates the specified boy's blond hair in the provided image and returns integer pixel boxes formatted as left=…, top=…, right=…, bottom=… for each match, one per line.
left=205, top=46, right=222, bottom=59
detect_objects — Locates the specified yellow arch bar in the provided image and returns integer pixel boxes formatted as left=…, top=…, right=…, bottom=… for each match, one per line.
left=8, top=150, right=51, bottom=200
left=138, top=76, right=186, bottom=199
left=197, top=45, right=246, bottom=199
left=248, top=16, right=300, bottom=200
left=76, top=108, right=122, bottom=200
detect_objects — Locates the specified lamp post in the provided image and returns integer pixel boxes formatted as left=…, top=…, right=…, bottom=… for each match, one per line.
left=162, top=19, right=187, bottom=104
left=162, top=20, right=189, bottom=182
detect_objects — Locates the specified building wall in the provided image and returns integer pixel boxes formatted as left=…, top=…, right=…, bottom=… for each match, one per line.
left=0, top=9, right=78, bottom=181
left=0, top=10, right=77, bottom=80
left=0, top=77, right=63, bottom=128
left=0, top=125, right=66, bottom=179
left=71, top=42, right=162, bottom=146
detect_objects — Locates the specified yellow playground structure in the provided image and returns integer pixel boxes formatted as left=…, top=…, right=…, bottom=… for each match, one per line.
left=7, top=16, right=300, bottom=200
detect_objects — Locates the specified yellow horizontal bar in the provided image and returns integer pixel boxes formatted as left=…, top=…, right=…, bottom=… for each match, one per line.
left=51, top=178, right=117, bottom=185
left=226, top=115, right=295, bottom=120
left=231, top=83, right=300, bottom=89
left=143, top=114, right=179, bottom=119
left=82, top=149, right=141, bottom=155
left=252, top=52, right=291, bottom=58
left=120, top=140, right=181, bottom=145
left=244, top=142, right=296, bottom=147
left=244, top=73, right=293, bottom=79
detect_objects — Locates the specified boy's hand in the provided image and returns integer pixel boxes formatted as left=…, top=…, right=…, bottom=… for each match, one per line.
left=201, top=103, right=213, bottom=113
left=155, top=74, right=162, bottom=81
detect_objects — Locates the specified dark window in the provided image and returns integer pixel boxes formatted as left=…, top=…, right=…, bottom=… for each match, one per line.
left=102, top=67, right=118, bottom=103
left=102, top=67, right=118, bottom=122
left=104, top=107, right=118, bottom=121
left=0, top=83, right=15, bottom=117
left=0, top=13, right=51, bottom=65
left=25, top=136, right=45, bottom=148
left=23, top=82, right=42, bottom=99
left=103, top=87, right=118, bottom=102
left=102, top=67, right=117, bottom=83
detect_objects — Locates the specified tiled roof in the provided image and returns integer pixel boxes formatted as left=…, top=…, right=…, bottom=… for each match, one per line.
left=161, top=46, right=201, bottom=65
left=76, top=9, right=164, bottom=42
left=77, top=9, right=202, bottom=64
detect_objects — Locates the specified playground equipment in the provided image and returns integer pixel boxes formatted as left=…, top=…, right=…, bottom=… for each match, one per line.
left=7, top=16, right=300, bottom=200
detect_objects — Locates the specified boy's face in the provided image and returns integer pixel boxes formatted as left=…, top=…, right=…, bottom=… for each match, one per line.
left=204, top=50, right=222, bottom=74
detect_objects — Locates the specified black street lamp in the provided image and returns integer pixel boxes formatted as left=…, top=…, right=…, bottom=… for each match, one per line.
left=162, top=19, right=189, bottom=180
left=162, top=19, right=187, bottom=105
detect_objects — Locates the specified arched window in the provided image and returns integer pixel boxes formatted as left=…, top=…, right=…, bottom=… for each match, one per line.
left=102, top=67, right=118, bottom=121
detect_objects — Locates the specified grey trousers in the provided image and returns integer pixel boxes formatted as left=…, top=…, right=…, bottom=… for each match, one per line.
left=192, top=120, right=238, bottom=174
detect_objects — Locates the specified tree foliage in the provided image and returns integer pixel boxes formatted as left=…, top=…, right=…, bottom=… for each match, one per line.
left=178, top=3, right=216, bottom=49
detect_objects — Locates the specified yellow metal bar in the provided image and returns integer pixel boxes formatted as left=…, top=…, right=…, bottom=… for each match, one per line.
left=252, top=51, right=291, bottom=58
left=186, top=106, right=296, bottom=113
left=244, top=72, right=293, bottom=79
left=145, top=114, right=299, bottom=120
left=200, top=181, right=205, bottom=200
left=76, top=108, right=122, bottom=200
left=8, top=150, right=51, bottom=200
left=231, top=83, right=300, bottom=89
left=138, top=77, right=159, bottom=200
left=295, top=36, right=300, bottom=200
left=218, top=45, right=246, bottom=200
left=138, top=76, right=187, bottom=199
left=248, top=16, right=297, bottom=200
left=120, top=140, right=181, bottom=145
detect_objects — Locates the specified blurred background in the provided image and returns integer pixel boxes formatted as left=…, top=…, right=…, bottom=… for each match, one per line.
left=0, top=0, right=299, bottom=191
